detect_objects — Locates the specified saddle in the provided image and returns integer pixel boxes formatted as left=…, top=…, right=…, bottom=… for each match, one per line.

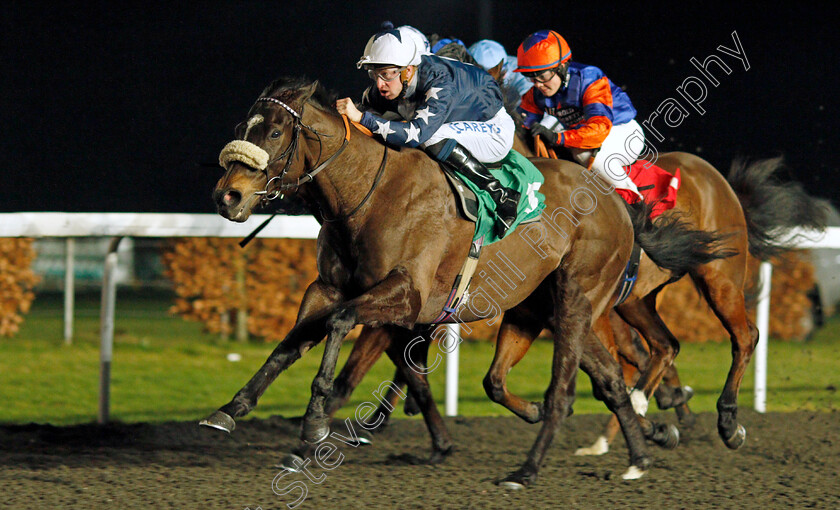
left=441, top=167, right=541, bottom=226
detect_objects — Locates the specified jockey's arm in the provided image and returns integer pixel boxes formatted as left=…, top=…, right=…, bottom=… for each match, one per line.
left=561, top=76, right=614, bottom=150
left=357, top=71, right=453, bottom=147
left=518, top=77, right=615, bottom=151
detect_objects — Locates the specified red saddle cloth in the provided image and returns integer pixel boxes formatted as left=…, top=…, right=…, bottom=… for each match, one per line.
left=615, top=160, right=681, bottom=218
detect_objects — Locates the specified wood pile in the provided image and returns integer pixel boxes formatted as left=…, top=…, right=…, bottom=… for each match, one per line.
left=162, top=240, right=818, bottom=343
left=0, top=238, right=40, bottom=337
left=163, top=237, right=319, bottom=342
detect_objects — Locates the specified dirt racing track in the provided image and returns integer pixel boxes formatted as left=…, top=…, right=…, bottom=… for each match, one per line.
left=3, top=410, right=839, bottom=509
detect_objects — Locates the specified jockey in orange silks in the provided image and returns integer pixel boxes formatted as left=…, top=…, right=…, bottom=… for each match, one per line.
left=515, top=30, right=643, bottom=198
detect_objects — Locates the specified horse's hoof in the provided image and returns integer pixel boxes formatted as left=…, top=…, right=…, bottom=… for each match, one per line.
left=676, top=407, right=697, bottom=428
left=723, top=424, right=746, bottom=450
left=621, top=465, right=647, bottom=480
left=277, top=453, right=305, bottom=472
left=574, top=435, right=609, bottom=456
left=302, top=425, right=330, bottom=445
left=498, top=469, right=536, bottom=489
left=427, top=446, right=454, bottom=465
left=404, top=395, right=421, bottom=416
left=199, top=410, right=235, bottom=433
left=357, top=431, right=373, bottom=446
left=652, top=423, right=680, bottom=450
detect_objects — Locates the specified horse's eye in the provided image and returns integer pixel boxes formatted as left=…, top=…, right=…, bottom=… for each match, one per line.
left=270, top=130, right=282, bottom=139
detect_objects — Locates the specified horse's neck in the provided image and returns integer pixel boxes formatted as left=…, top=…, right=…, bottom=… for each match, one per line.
left=302, top=108, right=389, bottom=225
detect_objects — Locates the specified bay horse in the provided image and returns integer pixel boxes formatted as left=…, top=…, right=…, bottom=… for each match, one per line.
left=483, top=153, right=827, bottom=456
left=205, top=77, right=727, bottom=486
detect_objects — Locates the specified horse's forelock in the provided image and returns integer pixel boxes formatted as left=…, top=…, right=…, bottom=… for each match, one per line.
left=259, top=77, right=337, bottom=113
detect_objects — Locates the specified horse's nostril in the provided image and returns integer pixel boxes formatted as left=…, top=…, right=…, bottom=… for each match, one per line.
left=223, top=191, right=240, bottom=206
left=215, top=189, right=241, bottom=209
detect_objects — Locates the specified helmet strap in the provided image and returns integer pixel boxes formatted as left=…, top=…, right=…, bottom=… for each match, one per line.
left=400, top=65, right=416, bottom=84
left=397, top=65, right=417, bottom=100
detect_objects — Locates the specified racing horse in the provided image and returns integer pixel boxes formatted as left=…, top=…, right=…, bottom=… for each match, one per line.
left=204, top=77, right=727, bottom=486
left=483, top=153, right=827, bottom=454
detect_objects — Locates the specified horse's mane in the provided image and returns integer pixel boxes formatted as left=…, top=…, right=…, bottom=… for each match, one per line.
left=260, top=76, right=338, bottom=113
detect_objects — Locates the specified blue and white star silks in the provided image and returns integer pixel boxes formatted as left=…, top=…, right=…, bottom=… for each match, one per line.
left=373, top=120, right=395, bottom=141
left=425, top=86, right=442, bottom=102
left=404, top=123, right=421, bottom=144
left=414, top=106, right=435, bottom=125
left=359, top=54, right=506, bottom=148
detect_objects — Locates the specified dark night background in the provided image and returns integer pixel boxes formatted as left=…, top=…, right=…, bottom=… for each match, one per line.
left=2, top=1, right=837, bottom=213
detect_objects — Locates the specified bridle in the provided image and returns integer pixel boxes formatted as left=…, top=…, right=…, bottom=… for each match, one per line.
left=231, top=93, right=388, bottom=246
left=252, top=96, right=351, bottom=200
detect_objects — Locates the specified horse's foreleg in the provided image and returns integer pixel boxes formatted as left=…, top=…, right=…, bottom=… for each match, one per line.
left=484, top=307, right=544, bottom=423
left=324, top=326, right=392, bottom=417
left=575, top=313, right=641, bottom=456
left=301, top=267, right=422, bottom=444
left=500, top=269, right=589, bottom=489
left=200, top=280, right=342, bottom=433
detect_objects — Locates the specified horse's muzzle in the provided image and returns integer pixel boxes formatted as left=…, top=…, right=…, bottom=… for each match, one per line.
left=213, top=188, right=242, bottom=219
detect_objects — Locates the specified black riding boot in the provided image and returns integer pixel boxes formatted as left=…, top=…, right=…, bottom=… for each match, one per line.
left=426, top=140, right=520, bottom=238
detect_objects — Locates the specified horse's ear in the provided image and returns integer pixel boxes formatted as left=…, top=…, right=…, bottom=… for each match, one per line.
left=302, top=80, right=320, bottom=101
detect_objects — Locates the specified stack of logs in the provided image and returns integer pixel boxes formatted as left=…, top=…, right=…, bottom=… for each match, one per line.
left=0, top=238, right=40, bottom=337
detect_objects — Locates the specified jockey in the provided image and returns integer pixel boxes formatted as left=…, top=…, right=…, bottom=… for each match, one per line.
left=514, top=30, right=643, bottom=198
left=337, top=24, right=521, bottom=237
left=468, top=39, right=533, bottom=108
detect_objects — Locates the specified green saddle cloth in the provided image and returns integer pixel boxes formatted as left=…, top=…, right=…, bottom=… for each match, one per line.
left=461, top=149, right=546, bottom=245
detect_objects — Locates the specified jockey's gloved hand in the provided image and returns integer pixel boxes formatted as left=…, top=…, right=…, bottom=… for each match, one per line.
left=529, top=123, right=561, bottom=147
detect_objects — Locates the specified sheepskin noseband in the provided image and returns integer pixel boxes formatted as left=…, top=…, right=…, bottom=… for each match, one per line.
left=219, top=140, right=270, bottom=171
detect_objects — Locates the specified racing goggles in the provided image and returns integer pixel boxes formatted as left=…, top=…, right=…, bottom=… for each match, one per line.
left=522, top=68, right=559, bottom=84
left=367, top=66, right=405, bottom=82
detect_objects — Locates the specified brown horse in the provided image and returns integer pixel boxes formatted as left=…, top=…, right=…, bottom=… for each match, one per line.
left=483, top=153, right=827, bottom=454
left=205, top=77, right=725, bottom=486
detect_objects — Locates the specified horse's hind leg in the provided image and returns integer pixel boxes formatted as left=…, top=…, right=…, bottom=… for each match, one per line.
left=692, top=264, right=757, bottom=449
left=579, top=314, right=651, bottom=479
left=499, top=269, right=590, bottom=488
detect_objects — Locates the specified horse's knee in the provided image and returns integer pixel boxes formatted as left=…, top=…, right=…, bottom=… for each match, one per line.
left=483, top=372, right=506, bottom=403
left=593, top=375, right=627, bottom=406
left=650, top=337, right=679, bottom=365
left=310, top=375, right=332, bottom=398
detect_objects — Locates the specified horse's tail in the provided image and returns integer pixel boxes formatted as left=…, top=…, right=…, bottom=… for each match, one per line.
left=727, top=156, right=829, bottom=260
left=626, top=202, right=737, bottom=276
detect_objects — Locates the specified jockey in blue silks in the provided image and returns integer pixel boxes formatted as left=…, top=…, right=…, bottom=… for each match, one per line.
left=337, top=24, right=521, bottom=237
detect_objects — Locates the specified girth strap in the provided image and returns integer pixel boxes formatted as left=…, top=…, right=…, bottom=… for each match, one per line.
left=432, top=235, right=484, bottom=325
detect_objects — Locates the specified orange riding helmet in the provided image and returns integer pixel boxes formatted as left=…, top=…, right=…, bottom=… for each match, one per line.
left=514, top=30, right=572, bottom=73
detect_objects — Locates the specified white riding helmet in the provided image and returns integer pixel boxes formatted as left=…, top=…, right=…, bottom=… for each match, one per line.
left=398, top=25, right=431, bottom=55
left=356, top=29, right=421, bottom=69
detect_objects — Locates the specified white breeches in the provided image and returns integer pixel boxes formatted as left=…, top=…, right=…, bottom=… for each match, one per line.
left=422, top=107, right=515, bottom=163
left=570, top=119, right=646, bottom=197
